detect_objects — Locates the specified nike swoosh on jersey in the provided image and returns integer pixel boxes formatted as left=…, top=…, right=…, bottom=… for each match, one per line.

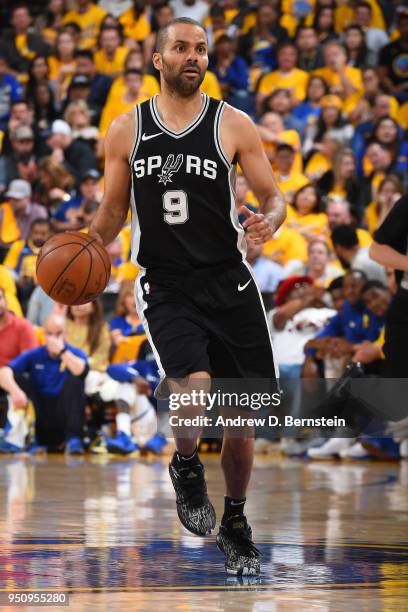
left=238, top=279, right=252, bottom=292
left=141, top=132, right=163, bottom=141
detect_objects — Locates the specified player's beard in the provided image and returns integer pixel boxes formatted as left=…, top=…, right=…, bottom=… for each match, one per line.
left=162, top=59, right=205, bottom=97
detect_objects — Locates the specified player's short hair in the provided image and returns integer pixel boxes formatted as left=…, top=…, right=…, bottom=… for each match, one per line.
left=331, top=225, right=359, bottom=249
left=156, top=17, right=206, bottom=54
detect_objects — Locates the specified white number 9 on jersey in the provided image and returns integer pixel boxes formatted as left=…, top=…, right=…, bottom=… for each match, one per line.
left=163, top=190, right=189, bottom=225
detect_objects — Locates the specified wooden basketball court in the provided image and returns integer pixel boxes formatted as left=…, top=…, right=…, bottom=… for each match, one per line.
left=0, top=454, right=407, bottom=610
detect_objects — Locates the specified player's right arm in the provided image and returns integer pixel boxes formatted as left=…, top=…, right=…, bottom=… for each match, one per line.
left=89, top=112, right=135, bottom=246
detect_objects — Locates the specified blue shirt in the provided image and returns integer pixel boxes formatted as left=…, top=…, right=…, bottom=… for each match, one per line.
left=10, top=344, right=88, bottom=397
left=107, top=360, right=160, bottom=397
left=251, top=256, right=284, bottom=292
left=109, top=316, right=144, bottom=336
left=0, top=75, right=22, bottom=131
left=305, top=301, right=383, bottom=356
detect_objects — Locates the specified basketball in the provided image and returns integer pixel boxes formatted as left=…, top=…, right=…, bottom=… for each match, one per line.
left=36, top=231, right=111, bottom=305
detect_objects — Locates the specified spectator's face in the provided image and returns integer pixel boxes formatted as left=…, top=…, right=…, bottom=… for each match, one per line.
left=45, top=319, right=65, bottom=349
left=155, top=23, right=208, bottom=97
left=70, top=302, right=93, bottom=318
left=77, top=0, right=90, bottom=8
left=339, top=154, right=355, bottom=179
left=343, top=273, right=365, bottom=305
left=69, top=84, right=91, bottom=102
left=10, top=196, right=29, bottom=215
left=318, top=8, right=334, bottom=31
left=355, top=7, right=371, bottom=27
left=0, top=58, right=8, bottom=78
left=275, top=149, right=294, bottom=174
left=125, top=73, right=142, bottom=97
left=76, top=56, right=95, bottom=77
left=69, top=107, right=89, bottom=129
left=330, top=287, right=344, bottom=312
left=270, top=91, right=291, bottom=114
left=235, top=176, right=248, bottom=203
left=212, top=14, right=226, bottom=31
left=277, top=47, right=297, bottom=72
left=30, top=223, right=51, bottom=247
left=47, top=132, right=68, bottom=150
left=80, top=178, right=98, bottom=201
left=261, top=112, right=283, bottom=133
left=216, top=40, right=232, bottom=57
left=363, top=69, right=380, bottom=96
left=10, top=103, right=31, bottom=124
left=296, top=186, right=317, bottom=214
left=57, top=32, right=75, bottom=58
left=0, top=290, right=7, bottom=318
left=308, top=242, right=328, bottom=269
left=307, top=77, right=326, bottom=102
left=107, top=240, right=122, bottom=262
left=287, top=282, right=313, bottom=302
left=257, top=5, right=277, bottom=28
left=12, top=136, right=34, bottom=156
left=32, top=56, right=49, bottom=80
left=376, top=119, right=398, bottom=145
left=363, top=287, right=391, bottom=318
left=156, top=5, right=174, bottom=28
left=49, top=0, right=65, bottom=14
left=322, top=105, right=340, bottom=125
left=367, top=144, right=391, bottom=171
left=12, top=8, right=31, bottom=31
left=378, top=180, right=402, bottom=207
left=297, top=29, right=318, bottom=52
left=345, top=27, right=363, bottom=51
left=327, top=201, right=351, bottom=229
left=325, top=44, right=345, bottom=69
left=373, top=95, right=392, bottom=119
left=101, top=30, right=121, bottom=54
left=35, top=84, right=51, bottom=106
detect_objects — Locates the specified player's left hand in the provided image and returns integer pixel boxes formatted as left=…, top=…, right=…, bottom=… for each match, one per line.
left=240, top=206, right=274, bottom=244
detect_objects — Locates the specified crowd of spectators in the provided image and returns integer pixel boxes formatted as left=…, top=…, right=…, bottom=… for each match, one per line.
left=0, top=0, right=406, bottom=460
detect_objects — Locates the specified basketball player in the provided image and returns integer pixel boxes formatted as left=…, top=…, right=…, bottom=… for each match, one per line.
left=89, top=18, right=285, bottom=575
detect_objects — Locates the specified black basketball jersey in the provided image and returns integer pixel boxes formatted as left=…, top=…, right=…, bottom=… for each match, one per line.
left=129, top=94, right=245, bottom=274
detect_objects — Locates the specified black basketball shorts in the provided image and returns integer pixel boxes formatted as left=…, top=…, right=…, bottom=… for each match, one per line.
left=135, top=262, right=278, bottom=381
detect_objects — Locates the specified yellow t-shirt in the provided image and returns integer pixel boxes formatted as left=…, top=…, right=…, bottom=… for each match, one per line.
left=304, top=152, right=332, bottom=181
left=65, top=319, right=111, bottom=372
left=48, top=56, right=76, bottom=81
left=0, top=203, right=20, bottom=244
left=274, top=171, right=310, bottom=204
left=62, top=4, right=107, bottom=50
left=263, top=226, right=308, bottom=266
left=312, top=66, right=363, bottom=108
left=335, top=0, right=386, bottom=33
left=241, top=11, right=298, bottom=37
left=119, top=7, right=151, bottom=41
left=0, top=265, right=22, bottom=316
left=286, top=205, right=328, bottom=237
left=263, top=130, right=303, bottom=174
left=200, top=71, right=222, bottom=99
left=15, top=35, right=36, bottom=61
left=94, top=46, right=128, bottom=76
left=258, top=68, right=308, bottom=102
left=398, top=101, right=408, bottom=130
left=107, top=73, right=160, bottom=105
left=365, top=201, right=379, bottom=236
left=99, top=92, right=150, bottom=136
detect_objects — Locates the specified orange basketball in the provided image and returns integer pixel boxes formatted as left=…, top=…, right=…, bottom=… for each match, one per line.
left=36, top=231, right=111, bottom=305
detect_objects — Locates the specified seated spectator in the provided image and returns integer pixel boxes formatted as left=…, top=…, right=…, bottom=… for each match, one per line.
left=4, top=218, right=52, bottom=311
left=94, top=25, right=128, bottom=78
left=284, top=238, right=343, bottom=288
left=304, top=133, right=340, bottom=183
left=331, top=224, right=387, bottom=283
left=354, top=1, right=389, bottom=66
left=37, top=156, right=75, bottom=214
left=62, top=0, right=107, bottom=50
left=53, top=168, right=101, bottom=232
left=0, top=264, right=24, bottom=316
left=378, top=8, right=408, bottom=103
left=34, top=0, right=68, bottom=47
left=64, top=99, right=99, bottom=148
left=0, top=287, right=37, bottom=368
left=312, top=5, right=338, bottom=46
left=364, top=175, right=404, bottom=235
left=46, top=119, right=97, bottom=182
left=273, top=143, right=309, bottom=204
left=0, top=55, right=23, bottom=132
left=119, top=0, right=151, bottom=45
left=317, top=148, right=361, bottom=214
left=303, top=95, right=354, bottom=156
left=286, top=184, right=328, bottom=240
left=208, top=35, right=249, bottom=109
left=0, top=4, right=50, bottom=78
left=261, top=89, right=305, bottom=138
left=143, top=2, right=175, bottom=64
left=246, top=241, right=284, bottom=297
left=257, top=112, right=302, bottom=172
left=262, top=225, right=308, bottom=267
left=31, top=83, right=57, bottom=135
left=99, top=68, right=149, bottom=142
left=0, top=125, right=37, bottom=190
left=363, top=142, right=399, bottom=206
left=170, top=0, right=209, bottom=24
left=0, top=180, right=47, bottom=254
left=110, top=285, right=143, bottom=345
left=257, top=43, right=308, bottom=111
left=326, top=197, right=372, bottom=248
left=106, top=47, right=160, bottom=108
left=74, top=49, right=113, bottom=121
left=48, top=30, right=77, bottom=102
left=2, top=99, right=48, bottom=160
left=238, top=1, right=289, bottom=77
left=313, top=40, right=363, bottom=111
left=344, top=25, right=368, bottom=68
left=296, top=25, right=324, bottom=72
left=0, top=313, right=88, bottom=453
left=292, top=75, right=329, bottom=129
left=368, top=116, right=408, bottom=178
left=62, top=74, right=102, bottom=127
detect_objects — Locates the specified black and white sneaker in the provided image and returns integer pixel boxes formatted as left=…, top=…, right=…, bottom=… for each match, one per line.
left=216, top=515, right=261, bottom=575
left=169, top=454, right=216, bottom=536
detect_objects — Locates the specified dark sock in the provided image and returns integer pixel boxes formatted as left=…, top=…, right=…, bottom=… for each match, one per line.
left=222, top=496, right=246, bottom=524
left=173, top=447, right=200, bottom=468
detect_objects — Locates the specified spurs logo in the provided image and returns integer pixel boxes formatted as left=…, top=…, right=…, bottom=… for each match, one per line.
left=157, top=154, right=183, bottom=185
